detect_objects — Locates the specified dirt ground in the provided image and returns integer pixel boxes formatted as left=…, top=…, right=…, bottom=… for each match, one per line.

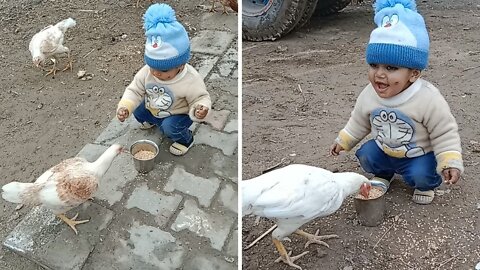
left=242, top=1, right=480, bottom=270
left=0, top=0, right=223, bottom=268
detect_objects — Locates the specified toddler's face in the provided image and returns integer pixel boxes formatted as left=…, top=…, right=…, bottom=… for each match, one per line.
left=368, top=64, right=420, bottom=98
left=150, top=65, right=184, bottom=81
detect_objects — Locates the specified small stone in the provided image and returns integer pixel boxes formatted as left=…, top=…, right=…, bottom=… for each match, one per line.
left=15, top=204, right=24, bottom=211
left=77, top=70, right=86, bottom=78
left=224, top=257, right=235, bottom=263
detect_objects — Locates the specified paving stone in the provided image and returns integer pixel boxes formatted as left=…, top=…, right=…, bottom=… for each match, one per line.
left=208, top=72, right=221, bottom=80
left=127, top=224, right=184, bottom=269
left=164, top=167, right=220, bottom=207
left=217, top=61, right=237, bottom=77
left=204, top=109, right=230, bottom=131
left=213, top=93, right=237, bottom=111
left=191, top=30, right=235, bottom=55
left=224, top=119, right=238, bottom=133
left=184, top=255, right=237, bottom=270
left=84, top=222, right=184, bottom=270
left=210, top=152, right=238, bottom=183
left=171, top=200, right=234, bottom=251
left=3, top=202, right=114, bottom=270
left=200, top=12, right=237, bottom=33
left=78, top=144, right=138, bottom=206
left=126, top=184, right=182, bottom=226
left=194, top=125, right=238, bottom=156
left=192, top=54, right=219, bottom=79
left=225, top=229, right=238, bottom=257
left=94, top=116, right=163, bottom=148
left=218, top=184, right=237, bottom=213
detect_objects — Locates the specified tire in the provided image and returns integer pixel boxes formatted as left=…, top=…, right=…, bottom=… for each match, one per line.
left=294, top=0, right=319, bottom=30
left=314, top=0, right=351, bottom=17
left=242, top=0, right=309, bottom=41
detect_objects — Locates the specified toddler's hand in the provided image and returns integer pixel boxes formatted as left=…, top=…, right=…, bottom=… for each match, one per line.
left=195, top=105, right=209, bottom=119
left=442, top=168, right=461, bottom=185
left=117, top=107, right=129, bottom=122
left=329, top=143, right=344, bottom=156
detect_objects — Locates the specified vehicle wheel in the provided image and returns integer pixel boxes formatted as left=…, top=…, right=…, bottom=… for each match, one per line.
left=242, top=0, right=309, bottom=41
left=294, top=0, right=319, bottom=30
left=314, top=0, right=351, bottom=17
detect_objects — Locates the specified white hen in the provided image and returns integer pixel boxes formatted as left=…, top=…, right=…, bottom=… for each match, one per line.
left=29, top=18, right=76, bottom=77
left=242, top=164, right=371, bottom=269
left=2, top=144, right=123, bottom=234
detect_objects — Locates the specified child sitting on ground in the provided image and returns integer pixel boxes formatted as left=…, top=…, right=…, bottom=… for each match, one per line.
left=117, top=3, right=211, bottom=156
left=330, top=0, right=463, bottom=204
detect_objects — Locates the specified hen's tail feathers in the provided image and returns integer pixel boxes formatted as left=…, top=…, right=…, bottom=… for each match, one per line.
left=55, top=18, right=76, bottom=33
left=1, top=182, right=32, bottom=204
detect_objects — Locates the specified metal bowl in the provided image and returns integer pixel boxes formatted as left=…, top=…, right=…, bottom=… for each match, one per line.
left=354, top=182, right=387, bottom=227
left=130, top=140, right=159, bottom=173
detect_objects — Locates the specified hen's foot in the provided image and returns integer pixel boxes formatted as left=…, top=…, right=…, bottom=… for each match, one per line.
left=56, top=213, right=89, bottom=235
left=44, top=59, right=59, bottom=77
left=209, top=0, right=216, bottom=12
left=62, top=52, right=74, bottom=72
left=274, top=250, right=309, bottom=270
left=296, top=229, right=339, bottom=248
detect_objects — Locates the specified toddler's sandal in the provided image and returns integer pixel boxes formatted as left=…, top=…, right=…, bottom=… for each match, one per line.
left=139, top=122, right=155, bottom=130
left=169, top=141, right=193, bottom=156
left=412, top=189, right=434, bottom=205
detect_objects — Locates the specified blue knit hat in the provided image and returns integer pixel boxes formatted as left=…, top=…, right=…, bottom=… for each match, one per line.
left=366, top=0, right=429, bottom=70
left=143, top=3, right=190, bottom=71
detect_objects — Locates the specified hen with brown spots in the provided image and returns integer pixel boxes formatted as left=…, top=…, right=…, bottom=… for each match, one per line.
left=1, top=144, right=124, bottom=234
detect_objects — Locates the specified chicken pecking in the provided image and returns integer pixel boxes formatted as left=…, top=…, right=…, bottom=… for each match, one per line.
left=242, top=164, right=371, bottom=269
left=1, top=144, right=124, bottom=234
left=29, top=18, right=76, bottom=77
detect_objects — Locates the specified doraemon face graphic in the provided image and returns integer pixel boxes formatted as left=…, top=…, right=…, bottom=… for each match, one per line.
left=145, top=84, right=174, bottom=117
left=151, top=36, right=162, bottom=49
left=371, top=108, right=424, bottom=158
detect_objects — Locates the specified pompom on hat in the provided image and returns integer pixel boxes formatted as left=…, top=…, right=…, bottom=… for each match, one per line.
left=366, top=0, right=429, bottom=70
left=143, top=3, right=190, bottom=71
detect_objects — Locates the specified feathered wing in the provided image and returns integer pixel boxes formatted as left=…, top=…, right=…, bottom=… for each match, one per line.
left=242, top=164, right=344, bottom=221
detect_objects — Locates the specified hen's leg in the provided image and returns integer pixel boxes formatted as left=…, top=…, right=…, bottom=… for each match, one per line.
left=62, top=51, right=73, bottom=72
left=273, top=238, right=309, bottom=270
left=56, top=213, right=89, bottom=235
left=295, top=229, right=339, bottom=248
left=209, top=0, right=216, bottom=12
left=45, top=58, right=59, bottom=77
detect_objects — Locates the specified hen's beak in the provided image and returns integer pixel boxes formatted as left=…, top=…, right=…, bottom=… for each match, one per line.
left=360, top=183, right=371, bottom=198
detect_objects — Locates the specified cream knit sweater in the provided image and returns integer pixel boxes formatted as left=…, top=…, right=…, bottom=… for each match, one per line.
left=335, top=79, right=464, bottom=174
left=117, top=64, right=211, bottom=122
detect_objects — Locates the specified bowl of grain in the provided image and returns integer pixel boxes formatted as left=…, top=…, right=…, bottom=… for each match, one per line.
left=130, top=139, right=159, bottom=173
left=354, top=182, right=387, bottom=227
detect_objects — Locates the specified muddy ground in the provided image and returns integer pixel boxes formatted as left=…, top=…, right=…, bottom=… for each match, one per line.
left=242, top=1, right=480, bottom=270
left=0, top=0, right=229, bottom=268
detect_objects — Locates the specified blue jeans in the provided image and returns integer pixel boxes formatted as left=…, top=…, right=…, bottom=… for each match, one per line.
left=355, top=140, right=442, bottom=191
left=133, top=101, right=193, bottom=145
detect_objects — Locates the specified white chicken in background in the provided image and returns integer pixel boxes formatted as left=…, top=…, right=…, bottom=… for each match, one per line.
left=1, top=144, right=124, bottom=234
left=242, top=164, right=371, bottom=269
left=29, top=17, right=76, bottom=77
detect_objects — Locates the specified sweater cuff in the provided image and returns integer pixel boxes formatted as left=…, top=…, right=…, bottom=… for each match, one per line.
left=117, top=99, right=136, bottom=116
left=436, top=151, right=464, bottom=174
left=335, top=129, right=360, bottom=151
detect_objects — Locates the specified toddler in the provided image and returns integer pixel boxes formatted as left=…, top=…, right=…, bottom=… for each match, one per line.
left=330, top=0, right=463, bottom=204
left=117, top=3, right=211, bottom=156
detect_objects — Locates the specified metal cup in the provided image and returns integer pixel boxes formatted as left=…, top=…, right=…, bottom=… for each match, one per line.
left=130, top=140, right=159, bottom=173
left=354, top=183, right=387, bottom=227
